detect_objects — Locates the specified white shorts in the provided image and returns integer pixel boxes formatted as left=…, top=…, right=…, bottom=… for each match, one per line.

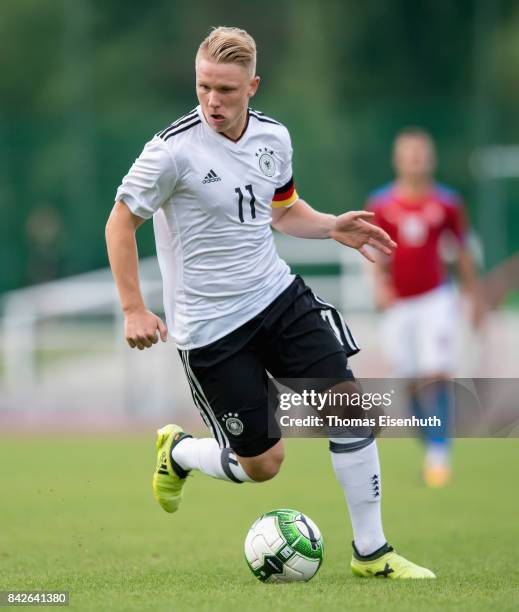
left=381, top=284, right=459, bottom=378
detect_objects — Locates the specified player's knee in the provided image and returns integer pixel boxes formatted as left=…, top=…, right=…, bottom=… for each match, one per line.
left=241, top=444, right=285, bottom=482
left=246, top=460, right=282, bottom=482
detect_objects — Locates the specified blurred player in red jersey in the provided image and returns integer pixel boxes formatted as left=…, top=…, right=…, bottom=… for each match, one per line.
left=366, top=128, right=483, bottom=487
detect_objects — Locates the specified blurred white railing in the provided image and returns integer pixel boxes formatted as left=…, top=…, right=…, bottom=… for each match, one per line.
left=0, top=236, right=370, bottom=420
left=2, top=233, right=519, bottom=428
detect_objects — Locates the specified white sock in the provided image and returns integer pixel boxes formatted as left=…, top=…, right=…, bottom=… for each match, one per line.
left=172, top=437, right=255, bottom=483
left=425, top=442, right=450, bottom=468
left=330, top=440, right=387, bottom=556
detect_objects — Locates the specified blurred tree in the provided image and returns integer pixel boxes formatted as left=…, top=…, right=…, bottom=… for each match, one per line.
left=1, top=0, right=518, bottom=292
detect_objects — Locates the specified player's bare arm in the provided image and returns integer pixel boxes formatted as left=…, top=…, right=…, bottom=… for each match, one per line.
left=457, top=246, right=485, bottom=328
left=105, top=200, right=168, bottom=349
left=370, top=254, right=397, bottom=310
left=272, top=199, right=396, bottom=262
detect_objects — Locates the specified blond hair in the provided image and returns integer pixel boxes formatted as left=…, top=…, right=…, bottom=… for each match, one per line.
left=196, top=27, right=257, bottom=76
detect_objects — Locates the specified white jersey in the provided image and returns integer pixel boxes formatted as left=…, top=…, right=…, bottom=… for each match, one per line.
left=115, top=105, right=299, bottom=349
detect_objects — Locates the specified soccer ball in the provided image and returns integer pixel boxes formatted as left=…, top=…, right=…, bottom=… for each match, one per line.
left=244, top=508, right=324, bottom=582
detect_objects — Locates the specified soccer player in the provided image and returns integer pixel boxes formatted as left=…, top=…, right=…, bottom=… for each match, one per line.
left=106, top=27, right=435, bottom=579
left=366, top=128, right=482, bottom=487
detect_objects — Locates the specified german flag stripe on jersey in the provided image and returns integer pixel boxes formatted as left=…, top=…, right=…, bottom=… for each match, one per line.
left=272, top=177, right=299, bottom=208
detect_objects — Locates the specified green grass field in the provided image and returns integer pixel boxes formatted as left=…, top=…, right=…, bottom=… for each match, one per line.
left=1, top=435, right=517, bottom=611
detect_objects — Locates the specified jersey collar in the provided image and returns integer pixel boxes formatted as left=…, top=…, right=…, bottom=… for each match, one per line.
left=197, top=105, right=251, bottom=149
left=392, top=181, right=436, bottom=207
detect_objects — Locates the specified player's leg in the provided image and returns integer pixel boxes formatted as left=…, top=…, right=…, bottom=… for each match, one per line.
left=264, top=287, right=435, bottom=578
left=414, top=375, right=453, bottom=486
left=381, top=293, right=452, bottom=484
left=152, top=346, right=283, bottom=513
left=235, top=440, right=285, bottom=482
left=263, top=293, right=387, bottom=556
left=175, top=348, right=284, bottom=481
left=300, top=349, right=435, bottom=578
left=296, top=353, right=388, bottom=558
left=416, top=285, right=458, bottom=486
left=379, top=297, right=417, bottom=380
left=380, top=297, right=426, bottom=426
left=171, top=434, right=284, bottom=483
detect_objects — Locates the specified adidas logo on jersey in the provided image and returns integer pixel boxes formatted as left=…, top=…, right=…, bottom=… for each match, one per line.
left=202, top=169, right=221, bottom=184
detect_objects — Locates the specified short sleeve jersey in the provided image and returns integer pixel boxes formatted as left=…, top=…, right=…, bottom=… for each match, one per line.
left=366, top=182, right=467, bottom=298
left=115, top=106, right=299, bottom=349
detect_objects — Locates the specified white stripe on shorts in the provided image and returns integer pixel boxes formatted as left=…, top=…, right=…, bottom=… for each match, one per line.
left=311, top=291, right=359, bottom=352
left=180, top=350, right=230, bottom=448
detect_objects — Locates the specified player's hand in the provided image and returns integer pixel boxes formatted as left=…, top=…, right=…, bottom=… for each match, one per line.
left=330, top=211, right=397, bottom=262
left=124, top=308, right=168, bottom=350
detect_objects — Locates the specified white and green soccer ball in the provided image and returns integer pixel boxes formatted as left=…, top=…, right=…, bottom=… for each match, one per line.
left=244, top=508, right=324, bottom=582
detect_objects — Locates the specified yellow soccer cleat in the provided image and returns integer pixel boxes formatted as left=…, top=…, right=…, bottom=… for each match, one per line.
left=351, top=543, right=436, bottom=579
left=152, top=424, right=191, bottom=513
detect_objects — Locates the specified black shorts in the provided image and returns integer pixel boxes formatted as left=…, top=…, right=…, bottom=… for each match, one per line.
left=178, top=276, right=359, bottom=457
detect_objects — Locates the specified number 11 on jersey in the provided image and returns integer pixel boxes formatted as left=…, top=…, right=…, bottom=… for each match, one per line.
left=235, top=185, right=256, bottom=223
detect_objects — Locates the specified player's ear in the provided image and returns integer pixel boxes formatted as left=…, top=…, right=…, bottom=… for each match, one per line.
left=248, top=75, right=260, bottom=98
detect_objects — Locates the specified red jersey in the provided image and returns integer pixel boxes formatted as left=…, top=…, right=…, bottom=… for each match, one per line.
left=366, top=182, right=467, bottom=298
